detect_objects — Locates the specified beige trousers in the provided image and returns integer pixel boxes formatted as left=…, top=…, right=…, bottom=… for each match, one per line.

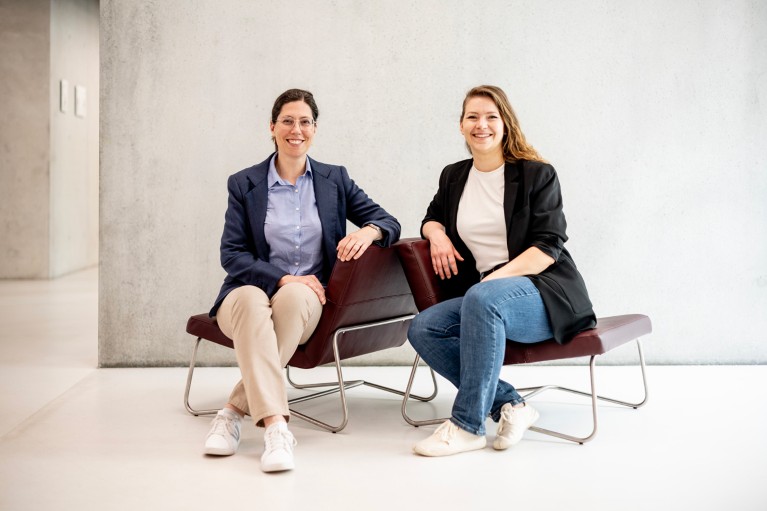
left=215, top=283, right=323, bottom=427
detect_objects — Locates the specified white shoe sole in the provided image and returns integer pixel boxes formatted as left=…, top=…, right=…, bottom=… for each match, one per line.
left=413, top=437, right=486, bottom=457
left=261, top=459, right=295, bottom=472
left=204, top=446, right=236, bottom=456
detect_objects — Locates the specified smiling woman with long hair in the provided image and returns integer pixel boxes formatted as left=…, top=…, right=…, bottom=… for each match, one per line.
left=409, top=85, right=596, bottom=457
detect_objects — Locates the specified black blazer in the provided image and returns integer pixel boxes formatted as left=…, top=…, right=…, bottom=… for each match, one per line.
left=422, top=158, right=596, bottom=344
left=210, top=154, right=400, bottom=316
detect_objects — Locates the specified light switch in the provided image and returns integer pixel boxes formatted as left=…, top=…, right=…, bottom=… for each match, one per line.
left=60, top=80, right=69, bottom=113
left=74, top=85, right=86, bottom=118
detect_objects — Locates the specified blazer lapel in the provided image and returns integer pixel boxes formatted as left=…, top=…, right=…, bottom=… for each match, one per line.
left=503, top=161, right=520, bottom=233
left=447, top=160, right=472, bottom=236
left=244, top=158, right=271, bottom=257
left=310, top=158, right=339, bottom=264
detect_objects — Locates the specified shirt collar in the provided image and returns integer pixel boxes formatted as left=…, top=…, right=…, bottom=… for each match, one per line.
left=267, top=154, right=313, bottom=188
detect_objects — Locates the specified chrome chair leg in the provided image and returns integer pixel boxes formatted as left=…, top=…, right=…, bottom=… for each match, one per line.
left=523, top=356, right=600, bottom=444
left=186, top=315, right=440, bottom=433
left=184, top=337, right=221, bottom=416
left=522, top=338, right=648, bottom=444
left=401, top=354, right=445, bottom=427
left=287, top=360, right=438, bottom=402
left=289, top=331, right=351, bottom=432
left=286, top=315, right=439, bottom=433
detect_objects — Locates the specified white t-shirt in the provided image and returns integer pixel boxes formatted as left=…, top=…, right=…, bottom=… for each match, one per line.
left=456, top=164, right=509, bottom=273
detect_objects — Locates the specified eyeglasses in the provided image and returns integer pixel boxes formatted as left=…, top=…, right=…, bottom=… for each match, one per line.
left=276, top=117, right=316, bottom=130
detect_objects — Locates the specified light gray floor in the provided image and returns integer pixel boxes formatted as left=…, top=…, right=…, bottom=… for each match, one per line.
left=1, top=269, right=765, bottom=511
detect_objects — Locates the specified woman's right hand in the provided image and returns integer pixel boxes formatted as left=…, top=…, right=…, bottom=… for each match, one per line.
left=423, top=222, right=464, bottom=280
left=277, top=274, right=326, bottom=304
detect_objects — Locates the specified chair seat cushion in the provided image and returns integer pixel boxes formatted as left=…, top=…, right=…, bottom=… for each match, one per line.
left=187, top=314, right=234, bottom=349
left=188, top=313, right=651, bottom=366
left=504, top=314, right=652, bottom=364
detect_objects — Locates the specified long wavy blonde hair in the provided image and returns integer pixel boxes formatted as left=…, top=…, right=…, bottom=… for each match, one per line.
left=461, top=85, right=546, bottom=163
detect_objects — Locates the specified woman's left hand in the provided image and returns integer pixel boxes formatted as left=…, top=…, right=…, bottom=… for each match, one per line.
left=336, top=226, right=379, bottom=262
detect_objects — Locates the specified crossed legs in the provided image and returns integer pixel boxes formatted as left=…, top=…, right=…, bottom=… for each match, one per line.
left=408, top=277, right=552, bottom=455
left=216, top=283, right=322, bottom=426
left=205, top=283, right=322, bottom=471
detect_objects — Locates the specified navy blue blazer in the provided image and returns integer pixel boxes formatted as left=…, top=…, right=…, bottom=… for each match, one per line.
left=422, top=158, right=596, bottom=344
left=210, top=154, right=400, bottom=316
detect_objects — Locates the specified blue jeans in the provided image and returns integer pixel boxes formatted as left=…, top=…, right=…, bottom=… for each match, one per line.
left=407, top=277, right=553, bottom=435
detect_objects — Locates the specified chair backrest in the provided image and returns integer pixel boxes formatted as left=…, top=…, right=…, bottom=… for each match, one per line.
left=395, top=238, right=450, bottom=312
left=288, top=244, right=417, bottom=369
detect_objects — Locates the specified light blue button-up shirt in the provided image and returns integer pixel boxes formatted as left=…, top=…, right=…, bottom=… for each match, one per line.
left=263, top=155, right=323, bottom=278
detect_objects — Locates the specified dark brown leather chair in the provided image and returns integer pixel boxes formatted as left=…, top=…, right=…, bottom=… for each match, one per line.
left=395, top=238, right=651, bottom=444
left=184, top=244, right=436, bottom=433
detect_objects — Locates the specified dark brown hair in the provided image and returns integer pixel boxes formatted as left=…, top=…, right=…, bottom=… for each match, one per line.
left=271, top=88, right=318, bottom=123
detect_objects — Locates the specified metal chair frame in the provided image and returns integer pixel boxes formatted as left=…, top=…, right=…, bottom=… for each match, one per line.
left=401, top=337, right=648, bottom=444
left=185, top=314, right=439, bottom=433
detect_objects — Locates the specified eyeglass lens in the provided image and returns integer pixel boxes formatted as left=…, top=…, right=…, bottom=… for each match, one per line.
left=279, top=117, right=314, bottom=128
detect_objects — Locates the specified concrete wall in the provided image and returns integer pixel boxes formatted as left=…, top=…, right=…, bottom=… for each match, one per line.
left=100, top=0, right=767, bottom=367
left=0, top=0, right=51, bottom=278
left=0, top=0, right=99, bottom=279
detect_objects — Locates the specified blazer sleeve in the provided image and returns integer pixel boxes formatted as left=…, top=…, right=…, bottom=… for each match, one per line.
left=527, top=164, right=568, bottom=262
left=339, top=166, right=401, bottom=247
left=219, top=174, right=285, bottom=296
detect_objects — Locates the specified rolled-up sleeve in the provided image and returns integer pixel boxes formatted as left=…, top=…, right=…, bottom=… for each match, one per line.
left=528, top=165, right=568, bottom=262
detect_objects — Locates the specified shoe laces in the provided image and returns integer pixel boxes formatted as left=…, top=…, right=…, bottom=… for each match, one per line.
left=434, top=420, right=460, bottom=444
left=211, top=414, right=238, bottom=438
left=264, top=427, right=297, bottom=454
left=498, top=406, right=518, bottom=436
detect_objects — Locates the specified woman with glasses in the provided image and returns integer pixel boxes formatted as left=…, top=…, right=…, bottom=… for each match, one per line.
left=409, top=85, right=596, bottom=457
left=203, top=88, right=400, bottom=472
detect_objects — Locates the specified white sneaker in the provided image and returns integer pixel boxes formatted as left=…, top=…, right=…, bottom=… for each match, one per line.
left=413, top=420, right=486, bottom=457
left=261, top=422, right=297, bottom=472
left=493, top=403, right=539, bottom=450
left=204, top=409, right=241, bottom=456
